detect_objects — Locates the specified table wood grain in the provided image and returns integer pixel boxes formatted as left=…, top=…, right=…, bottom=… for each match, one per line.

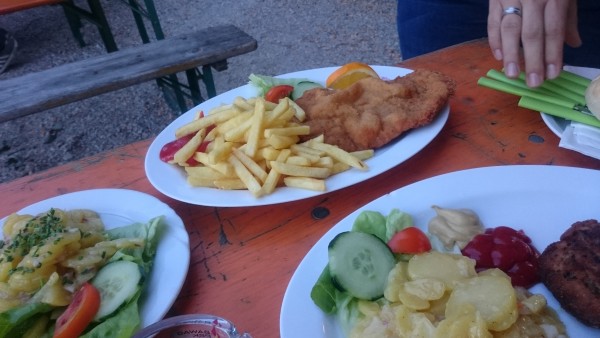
left=1, top=38, right=599, bottom=337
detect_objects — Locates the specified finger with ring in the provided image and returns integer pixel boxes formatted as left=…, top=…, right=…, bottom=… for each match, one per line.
left=502, top=6, right=522, bottom=18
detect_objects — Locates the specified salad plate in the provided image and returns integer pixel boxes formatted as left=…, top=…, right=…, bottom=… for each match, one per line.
left=145, top=66, right=449, bottom=207
left=280, top=165, right=600, bottom=337
left=0, top=189, right=190, bottom=329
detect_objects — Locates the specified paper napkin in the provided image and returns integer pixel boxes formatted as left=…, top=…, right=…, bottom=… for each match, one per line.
left=560, top=122, right=600, bottom=159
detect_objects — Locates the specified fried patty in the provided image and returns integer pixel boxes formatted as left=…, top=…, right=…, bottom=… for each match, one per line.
left=538, top=219, right=600, bottom=327
left=294, top=69, right=455, bottom=152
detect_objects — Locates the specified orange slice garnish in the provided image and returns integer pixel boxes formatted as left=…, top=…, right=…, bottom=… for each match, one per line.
left=326, top=62, right=380, bottom=90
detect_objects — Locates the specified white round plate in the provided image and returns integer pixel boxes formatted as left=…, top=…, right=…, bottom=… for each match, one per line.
left=280, top=165, right=600, bottom=337
left=541, top=113, right=569, bottom=137
left=145, top=66, right=449, bottom=207
left=0, top=189, right=190, bottom=329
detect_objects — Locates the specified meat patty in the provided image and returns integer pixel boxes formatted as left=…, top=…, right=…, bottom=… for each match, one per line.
left=538, top=219, right=600, bottom=327
left=294, top=69, right=454, bottom=152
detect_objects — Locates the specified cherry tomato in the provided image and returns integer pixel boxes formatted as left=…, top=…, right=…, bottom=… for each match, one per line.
left=54, top=283, right=101, bottom=338
left=387, top=227, right=432, bottom=254
left=264, top=85, right=294, bottom=103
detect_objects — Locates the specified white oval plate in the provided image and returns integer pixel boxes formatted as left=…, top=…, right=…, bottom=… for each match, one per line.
left=145, top=66, right=449, bottom=207
left=280, top=165, right=600, bottom=337
left=0, top=189, right=190, bottom=329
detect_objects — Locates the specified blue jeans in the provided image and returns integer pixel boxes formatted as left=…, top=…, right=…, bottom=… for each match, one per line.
left=397, top=0, right=600, bottom=68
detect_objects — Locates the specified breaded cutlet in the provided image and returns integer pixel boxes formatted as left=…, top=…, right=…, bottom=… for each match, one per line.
left=294, top=69, right=455, bottom=152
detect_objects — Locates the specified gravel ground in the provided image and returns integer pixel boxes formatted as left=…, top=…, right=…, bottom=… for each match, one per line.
left=0, top=0, right=401, bottom=183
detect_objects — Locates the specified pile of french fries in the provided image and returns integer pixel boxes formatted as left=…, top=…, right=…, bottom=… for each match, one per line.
left=170, top=96, right=373, bottom=197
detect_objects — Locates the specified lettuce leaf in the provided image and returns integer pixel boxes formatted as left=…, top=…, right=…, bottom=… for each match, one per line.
left=310, top=267, right=361, bottom=337
left=335, top=292, right=361, bottom=336
left=80, top=289, right=142, bottom=338
left=0, top=303, right=53, bottom=338
left=384, top=209, right=414, bottom=242
left=351, top=211, right=387, bottom=240
left=310, top=266, right=338, bottom=314
left=106, top=216, right=164, bottom=274
left=351, top=209, right=413, bottom=242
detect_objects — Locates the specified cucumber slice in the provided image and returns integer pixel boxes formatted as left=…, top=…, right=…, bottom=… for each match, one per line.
left=328, top=231, right=396, bottom=300
left=91, top=260, right=142, bottom=320
left=291, top=81, right=321, bottom=100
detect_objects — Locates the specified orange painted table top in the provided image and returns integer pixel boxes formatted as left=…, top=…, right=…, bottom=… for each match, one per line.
left=1, top=38, right=599, bottom=337
left=0, top=0, right=64, bottom=14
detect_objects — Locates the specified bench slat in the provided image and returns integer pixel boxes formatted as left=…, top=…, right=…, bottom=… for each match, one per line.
left=0, top=24, right=257, bottom=122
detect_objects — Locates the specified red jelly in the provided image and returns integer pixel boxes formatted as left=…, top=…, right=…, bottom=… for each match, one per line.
left=461, top=226, right=540, bottom=288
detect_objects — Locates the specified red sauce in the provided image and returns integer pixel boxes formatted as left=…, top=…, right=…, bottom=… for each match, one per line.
left=159, top=112, right=214, bottom=166
left=461, top=226, right=540, bottom=288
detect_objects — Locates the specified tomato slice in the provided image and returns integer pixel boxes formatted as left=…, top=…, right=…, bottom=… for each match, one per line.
left=387, top=227, right=432, bottom=254
left=54, top=283, right=101, bottom=338
left=264, top=85, right=294, bottom=103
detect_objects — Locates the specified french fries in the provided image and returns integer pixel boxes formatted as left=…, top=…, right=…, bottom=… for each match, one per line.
left=169, top=96, right=373, bottom=197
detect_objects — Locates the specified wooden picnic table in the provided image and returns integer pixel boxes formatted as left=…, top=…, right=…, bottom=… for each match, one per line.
left=1, top=0, right=165, bottom=53
left=1, top=38, right=599, bottom=337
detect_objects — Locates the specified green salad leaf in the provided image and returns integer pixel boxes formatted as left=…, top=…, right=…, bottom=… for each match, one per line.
left=351, top=208, right=413, bottom=242
left=0, top=303, right=53, bottom=338
left=80, top=288, right=142, bottom=338
left=351, top=211, right=387, bottom=240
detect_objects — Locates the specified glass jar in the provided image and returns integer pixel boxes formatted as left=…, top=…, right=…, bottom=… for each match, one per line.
left=132, top=314, right=252, bottom=338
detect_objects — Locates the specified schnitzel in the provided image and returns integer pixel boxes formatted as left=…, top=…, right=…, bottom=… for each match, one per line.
left=295, top=69, right=454, bottom=152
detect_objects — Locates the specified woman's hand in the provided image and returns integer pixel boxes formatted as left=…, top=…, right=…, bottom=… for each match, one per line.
left=487, top=0, right=581, bottom=87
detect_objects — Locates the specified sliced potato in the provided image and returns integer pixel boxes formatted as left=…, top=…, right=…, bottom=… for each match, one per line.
left=407, top=251, right=477, bottom=289
left=436, top=303, right=492, bottom=338
left=445, top=275, right=518, bottom=331
left=403, top=278, right=446, bottom=301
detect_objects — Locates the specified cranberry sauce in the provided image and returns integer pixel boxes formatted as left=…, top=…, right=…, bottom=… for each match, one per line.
left=461, top=226, right=540, bottom=288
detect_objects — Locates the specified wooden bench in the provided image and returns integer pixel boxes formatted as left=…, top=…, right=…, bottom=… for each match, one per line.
left=0, top=24, right=258, bottom=123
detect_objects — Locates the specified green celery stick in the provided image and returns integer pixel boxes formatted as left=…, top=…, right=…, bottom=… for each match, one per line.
left=542, top=81, right=586, bottom=105
left=559, top=70, right=592, bottom=88
left=478, top=77, right=577, bottom=110
left=519, top=96, right=600, bottom=128
left=517, top=73, right=585, bottom=104
left=546, top=75, right=588, bottom=98
left=486, top=69, right=555, bottom=96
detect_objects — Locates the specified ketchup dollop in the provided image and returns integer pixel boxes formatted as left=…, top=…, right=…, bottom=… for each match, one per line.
left=461, top=226, right=540, bottom=288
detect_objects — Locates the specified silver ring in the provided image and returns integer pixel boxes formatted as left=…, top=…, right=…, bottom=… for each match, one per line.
left=502, top=6, right=522, bottom=18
